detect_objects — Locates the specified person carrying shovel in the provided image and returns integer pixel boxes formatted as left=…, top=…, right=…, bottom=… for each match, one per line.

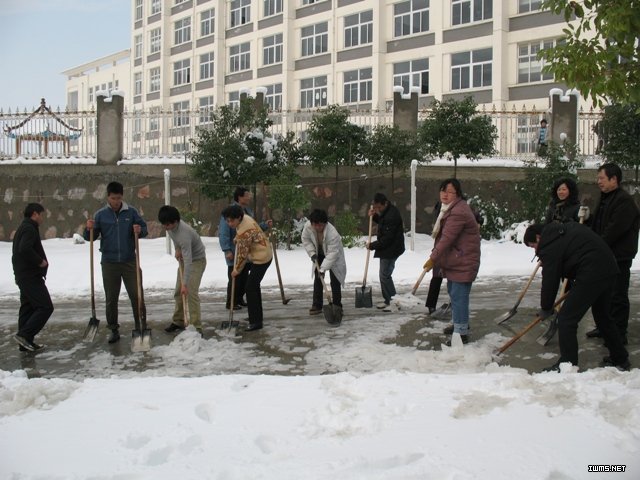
left=301, top=209, right=346, bottom=316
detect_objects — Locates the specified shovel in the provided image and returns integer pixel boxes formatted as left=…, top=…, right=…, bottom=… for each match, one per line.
left=179, top=260, right=190, bottom=328
left=82, top=227, right=100, bottom=341
left=495, top=261, right=541, bottom=324
left=271, top=234, right=291, bottom=305
left=131, top=231, right=151, bottom=352
left=315, top=260, right=342, bottom=326
left=411, top=267, right=429, bottom=296
left=495, top=292, right=569, bottom=355
left=355, top=213, right=374, bottom=308
left=221, top=250, right=240, bottom=330
left=536, top=278, right=569, bottom=345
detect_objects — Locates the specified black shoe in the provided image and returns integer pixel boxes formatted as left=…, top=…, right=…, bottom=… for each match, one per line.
left=164, top=323, right=185, bottom=333
left=108, top=330, right=121, bottom=343
left=309, top=306, right=323, bottom=315
left=445, top=334, right=469, bottom=346
left=14, top=334, right=38, bottom=351
left=586, top=327, right=602, bottom=338
left=245, top=324, right=263, bottom=332
left=427, top=306, right=436, bottom=314
left=542, top=361, right=562, bottom=373
left=226, top=304, right=242, bottom=310
left=19, top=341, right=44, bottom=352
left=601, top=356, right=631, bottom=371
left=443, top=324, right=454, bottom=335
left=237, top=299, right=248, bottom=307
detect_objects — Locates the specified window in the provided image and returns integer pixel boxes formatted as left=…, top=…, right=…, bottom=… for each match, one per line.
left=134, top=35, right=143, bottom=59
left=175, top=0, right=188, bottom=4
left=393, top=58, right=429, bottom=94
left=451, top=48, right=492, bottom=90
left=229, top=42, right=250, bottom=72
left=135, top=0, right=143, bottom=21
left=201, top=8, right=215, bottom=37
left=200, top=52, right=214, bottom=80
left=174, top=17, right=191, bottom=45
left=173, top=101, right=190, bottom=127
left=265, top=83, right=282, bottom=111
left=516, top=116, right=540, bottom=153
left=452, top=0, right=492, bottom=26
left=518, top=0, right=542, bottom=14
left=149, top=67, right=161, bottom=93
left=302, top=0, right=322, bottom=4
left=264, top=0, right=283, bottom=17
left=300, top=76, right=327, bottom=108
left=301, top=22, right=328, bottom=57
left=344, top=68, right=372, bottom=103
left=133, top=117, right=142, bottom=134
left=229, top=91, right=240, bottom=109
left=150, top=28, right=161, bottom=54
left=344, top=10, right=373, bottom=48
left=173, top=58, right=191, bottom=86
left=134, top=72, right=143, bottom=96
left=89, top=87, right=94, bottom=103
left=394, top=0, right=429, bottom=37
left=263, top=33, right=283, bottom=65
left=518, top=40, right=555, bottom=83
left=230, top=0, right=251, bottom=27
left=151, top=0, right=162, bottom=15
left=199, top=96, right=215, bottom=123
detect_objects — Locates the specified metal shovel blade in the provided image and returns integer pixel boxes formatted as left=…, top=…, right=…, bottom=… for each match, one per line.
left=323, top=304, right=342, bottom=326
left=355, top=285, right=373, bottom=308
left=220, top=320, right=239, bottom=330
left=536, top=315, right=558, bottom=345
left=131, top=328, right=152, bottom=352
left=495, top=307, right=517, bottom=325
left=83, top=316, right=100, bottom=342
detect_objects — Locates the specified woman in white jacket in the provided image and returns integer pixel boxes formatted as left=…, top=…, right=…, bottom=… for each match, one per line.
left=301, top=209, right=346, bottom=315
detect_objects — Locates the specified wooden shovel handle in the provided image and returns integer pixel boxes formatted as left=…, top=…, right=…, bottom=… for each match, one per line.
left=362, top=212, right=373, bottom=287
left=412, top=268, right=429, bottom=295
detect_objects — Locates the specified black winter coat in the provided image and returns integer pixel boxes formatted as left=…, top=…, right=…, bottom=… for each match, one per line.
left=544, top=199, right=581, bottom=224
left=370, top=203, right=405, bottom=259
left=537, top=222, right=618, bottom=311
left=591, top=187, right=640, bottom=261
left=12, top=218, right=48, bottom=283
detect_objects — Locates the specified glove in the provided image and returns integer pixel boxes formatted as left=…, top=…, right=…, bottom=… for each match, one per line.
left=537, top=309, right=555, bottom=321
left=311, top=254, right=318, bottom=263
left=578, top=206, right=590, bottom=221
left=423, top=258, right=434, bottom=271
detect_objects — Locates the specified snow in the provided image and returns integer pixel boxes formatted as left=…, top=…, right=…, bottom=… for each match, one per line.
left=0, top=234, right=639, bottom=479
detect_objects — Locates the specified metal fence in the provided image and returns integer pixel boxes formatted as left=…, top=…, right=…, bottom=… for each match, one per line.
left=0, top=104, right=604, bottom=162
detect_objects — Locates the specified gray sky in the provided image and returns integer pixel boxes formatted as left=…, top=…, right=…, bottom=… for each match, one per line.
left=0, top=0, right=130, bottom=111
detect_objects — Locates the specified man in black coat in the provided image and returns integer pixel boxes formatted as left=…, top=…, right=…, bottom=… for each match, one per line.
left=11, top=203, right=54, bottom=352
left=586, top=163, right=640, bottom=344
left=367, top=193, right=405, bottom=310
left=524, top=222, right=629, bottom=371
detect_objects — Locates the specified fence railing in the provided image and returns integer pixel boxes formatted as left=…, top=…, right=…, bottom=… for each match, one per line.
left=0, top=104, right=604, bottom=162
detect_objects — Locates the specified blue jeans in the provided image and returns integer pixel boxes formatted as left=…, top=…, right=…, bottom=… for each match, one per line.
left=379, top=258, right=397, bottom=304
left=447, top=280, right=472, bottom=335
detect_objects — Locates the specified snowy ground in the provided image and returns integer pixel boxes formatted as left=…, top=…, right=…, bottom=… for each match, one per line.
left=0, top=234, right=638, bottom=479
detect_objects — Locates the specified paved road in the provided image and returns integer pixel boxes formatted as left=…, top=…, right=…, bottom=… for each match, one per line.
left=1, top=275, right=637, bottom=379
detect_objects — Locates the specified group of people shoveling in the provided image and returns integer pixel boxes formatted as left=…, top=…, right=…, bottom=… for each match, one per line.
left=11, top=164, right=639, bottom=372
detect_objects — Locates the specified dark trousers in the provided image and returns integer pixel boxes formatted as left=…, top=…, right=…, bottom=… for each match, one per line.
left=17, top=277, right=54, bottom=342
left=557, top=277, right=628, bottom=366
left=611, top=259, right=632, bottom=337
left=102, top=261, right=145, bottom=331
left=425, top=272, right=443, bottom=309
left=245, top=260, right=271, bottom=327
left=379, top=257, right=398, bottom=304
left=226, top=263, right=249, bottom=307
left=312, top=255, right=342, bottom=308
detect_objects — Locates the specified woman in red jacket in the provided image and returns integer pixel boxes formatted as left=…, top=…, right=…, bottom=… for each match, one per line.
left=423, top=179, right=481, bottom=345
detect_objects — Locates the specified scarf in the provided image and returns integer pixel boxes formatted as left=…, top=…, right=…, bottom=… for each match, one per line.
left=432, top=201, right=452, bottom=239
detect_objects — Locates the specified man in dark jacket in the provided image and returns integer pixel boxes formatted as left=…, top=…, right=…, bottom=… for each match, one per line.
left=12, top=203, right=53, bottom=352
left=367, top=193, right=405, bottom=310
left=586, top=163, right=640, bottom=344
left=524, top=222, right=629, bottom=371
left=84, top=182, right=148, bottom=343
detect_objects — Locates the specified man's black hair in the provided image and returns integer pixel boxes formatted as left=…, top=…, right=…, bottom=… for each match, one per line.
left=24, top=203, right=44, bottom=218
left=233, top=187, right=250, bottom=202
left=222, top=204, right=244, bottom=220
left=523, top=223, right=544, bottom=246
left=598, top=163, right=622, bottom=184
left=373, top=193, right=387, bottom=204
left=107, top=181, right=124, bottom=195
left=309, top=209, right=328, bottom=224
left=158, top=205, right=181, bottom=224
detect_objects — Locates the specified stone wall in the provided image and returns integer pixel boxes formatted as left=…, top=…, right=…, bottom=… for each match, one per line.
left=0, top=163, right=622, bottom=241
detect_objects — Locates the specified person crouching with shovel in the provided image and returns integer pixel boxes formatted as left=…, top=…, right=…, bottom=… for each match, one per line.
left=301, top=209, right=346, bottom=318
left=222, top=205, right=272, bottom=332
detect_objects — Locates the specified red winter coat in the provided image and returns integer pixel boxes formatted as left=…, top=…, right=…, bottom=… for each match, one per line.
left=430, top=197, right=481, bottom=283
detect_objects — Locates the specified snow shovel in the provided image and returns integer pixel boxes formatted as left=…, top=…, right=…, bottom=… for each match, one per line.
left=315, top=260, right=342, bottom=326
left=82, top=227, right=100, bottom=342
left=496, top=292, right=568, bottom=355
left=536, top=278, right=569, bottom=345
left=270, top=234, right=291, bottom=305
left=131, top=231, right=151, bottom=352
left=179, top=260, right=190, bottom=328
left=495, top=261, right=541, bottom=324
left=221, top=251, right=240, bottom=330
left=355, top=213, right=374, bottom=308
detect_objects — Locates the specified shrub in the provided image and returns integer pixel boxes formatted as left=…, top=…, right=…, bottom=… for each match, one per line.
left=334, top=210, right=364, bottom=248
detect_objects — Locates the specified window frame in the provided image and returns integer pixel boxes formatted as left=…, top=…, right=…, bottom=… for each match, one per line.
left=518, top=0, right=542, bottom=14
left=173, top=58, right=191, bottom=86
left=149, top=67, right=161, bottom=93
left=134, top=72, right=143, bottom=96
left=451, top=48, right=492, bottom=90
left=199, top=95, right=215, bottom=123
left=135, top=0, right=143, bottom=21
left=174, top=17, right=192, bottom=46
left=199, top=51, right=215, bottom=80
left=150, top=27, right=162, bottom=54
left=230, top=0, right=251, bottom=28
left=172, top=100, right=190, bottom=128
left=451, top=0, right=492, bottom=26
left=134, top=34, right=143, bottom=59
left=301, top=22, right=328, bottom=57
left=300, top=75, right=328, bottom=109
left=150, top=0, right=162, bottom=15
left=265, top=83, right=283, bottom=111
left=393, top=58, right=429, bottom=95
left=229, top=42, right=251, bottom=72
left=200, top=8, right=215, bottom=37
left=343, top=68, right=373, bottom=103
left=517, top=39, right=555, bottom=84
left=263, top=33, right=283, bottom=66
left=264, top=0, right=283, bottom=17
left=393, top=0, right=429, bottom=38
left=344, top=10, right=373, bottom=48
